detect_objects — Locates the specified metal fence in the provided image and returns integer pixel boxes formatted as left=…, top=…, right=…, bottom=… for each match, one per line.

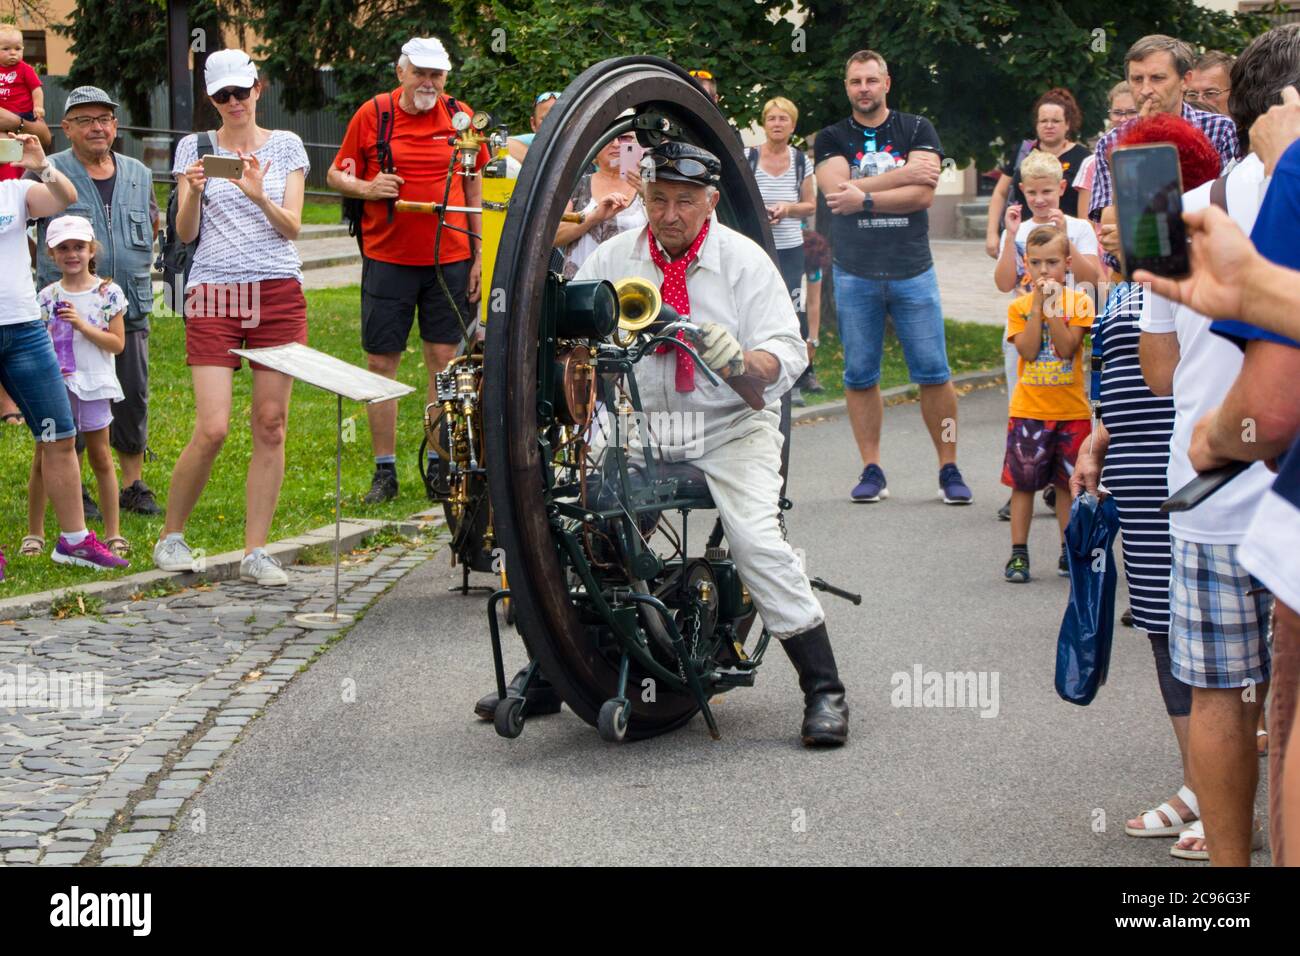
left=40, top=73, right=349, bottom=194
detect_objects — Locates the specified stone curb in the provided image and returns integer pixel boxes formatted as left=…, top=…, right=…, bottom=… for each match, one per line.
left=0, top=514, right=436, bottom=622
left=791, top=366, right=1005, bottom=425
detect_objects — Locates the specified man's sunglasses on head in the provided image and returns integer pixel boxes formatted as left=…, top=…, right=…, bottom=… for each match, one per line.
left=535, top=91, right=562, bottom=104
left=213, top=86, right=253, bottom=104
left=646, top=154, right=714, bottom=179
left=688, top=69, right=714, bottom=81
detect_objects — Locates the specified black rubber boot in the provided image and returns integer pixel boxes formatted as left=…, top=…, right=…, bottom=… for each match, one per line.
left=474, top=665, right=563, bottom=720
left=780, top=623, right=849, bottom=747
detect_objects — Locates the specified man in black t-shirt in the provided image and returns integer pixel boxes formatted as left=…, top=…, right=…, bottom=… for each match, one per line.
left=814, top=50, right=971, bottom=506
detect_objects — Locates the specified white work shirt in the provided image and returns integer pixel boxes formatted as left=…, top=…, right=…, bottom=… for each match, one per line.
left=575, top=215, right=806, bottom=454
left=1137, top=153, right=1273, bottom=544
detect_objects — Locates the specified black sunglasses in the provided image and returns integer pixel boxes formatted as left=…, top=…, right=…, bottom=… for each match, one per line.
left=212, top=86, right=253, bottom=105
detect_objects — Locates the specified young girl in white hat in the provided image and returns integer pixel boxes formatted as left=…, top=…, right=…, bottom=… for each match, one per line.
left=26, top=214, right=130, bottom=563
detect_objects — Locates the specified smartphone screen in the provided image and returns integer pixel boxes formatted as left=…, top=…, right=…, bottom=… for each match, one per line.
left=0, top=138, right=24, bottom=164
left=1113, top=143, right=1190, bottom=280
left=618, top=141, right=644, bottom=179
left=201, top=155, right=244, bottom=180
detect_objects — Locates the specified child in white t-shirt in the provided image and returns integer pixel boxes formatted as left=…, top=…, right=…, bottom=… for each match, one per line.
left=27, top=216, right=129, bottom=558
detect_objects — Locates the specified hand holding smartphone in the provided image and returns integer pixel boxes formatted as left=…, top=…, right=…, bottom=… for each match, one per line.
left=1112, top=143, right=1190, bottom=280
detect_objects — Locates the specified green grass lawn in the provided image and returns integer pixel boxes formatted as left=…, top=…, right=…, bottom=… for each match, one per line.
left=0, top=286, right=429, bottom=601
left=806, top=319, right=1004, bottom=403
left=0, top=285, right=1002, bottom=600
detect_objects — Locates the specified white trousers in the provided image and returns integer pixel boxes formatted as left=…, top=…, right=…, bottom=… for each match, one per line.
left=592, top=411, right=824, bottom=640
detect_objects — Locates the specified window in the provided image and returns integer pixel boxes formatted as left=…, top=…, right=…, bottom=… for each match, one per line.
left=22, top=30, right=46, bottom=73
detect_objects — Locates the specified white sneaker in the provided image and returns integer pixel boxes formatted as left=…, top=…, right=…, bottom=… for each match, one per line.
left=240, top=548, right=288, bottom=587
left=153, top=533, right=196, bottom=572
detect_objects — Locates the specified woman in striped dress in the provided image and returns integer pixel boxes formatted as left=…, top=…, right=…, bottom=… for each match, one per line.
left=749, top=97, right=815, bottom=400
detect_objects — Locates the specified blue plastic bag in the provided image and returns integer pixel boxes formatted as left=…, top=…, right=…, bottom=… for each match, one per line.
left=1055, top=492, right=1121, bottom=706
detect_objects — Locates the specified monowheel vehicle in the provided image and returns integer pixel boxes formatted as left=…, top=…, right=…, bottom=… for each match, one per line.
left=483, top=56, right=858, bottom=743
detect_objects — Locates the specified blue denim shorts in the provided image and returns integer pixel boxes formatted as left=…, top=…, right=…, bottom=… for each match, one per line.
left=0, top=320, right=76, bottom=442
left=832, top=264, right=951, bottom=389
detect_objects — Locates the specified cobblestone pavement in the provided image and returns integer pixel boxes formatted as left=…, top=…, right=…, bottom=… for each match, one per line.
left=0, top=538, right=439, bottom=867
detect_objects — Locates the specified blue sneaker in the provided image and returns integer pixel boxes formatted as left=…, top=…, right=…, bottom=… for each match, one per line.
left=851, top=464, right=889, bottom=502
left=1004, top=553, right=1030, bottom=583
left=938, top=463, right=973, bottom=505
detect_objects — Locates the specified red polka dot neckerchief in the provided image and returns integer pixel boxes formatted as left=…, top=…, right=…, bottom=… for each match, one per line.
left=646, top=218, right=711, bottom=392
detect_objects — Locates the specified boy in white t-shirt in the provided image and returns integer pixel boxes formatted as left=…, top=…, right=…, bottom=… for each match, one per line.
left=992, top=150, right=1100, bottom=518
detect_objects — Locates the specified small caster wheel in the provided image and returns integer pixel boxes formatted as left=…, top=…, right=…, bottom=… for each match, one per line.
left=494, top=695, right=526, bottom=739
left=597, top=698, right=629, bottom=743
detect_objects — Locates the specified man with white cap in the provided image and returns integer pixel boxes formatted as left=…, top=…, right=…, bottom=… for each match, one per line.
left=31, top=85, right=162, bottom=520
left=329, top=36, right=491, bottom=504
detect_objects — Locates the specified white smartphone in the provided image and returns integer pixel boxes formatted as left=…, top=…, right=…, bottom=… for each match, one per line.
left=619, top=141, right=645, bottom=179
left=0, top=138, right=24, bottom=164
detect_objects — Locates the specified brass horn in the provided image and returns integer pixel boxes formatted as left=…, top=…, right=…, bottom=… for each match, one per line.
left=613, top=276, right=672, bottom=346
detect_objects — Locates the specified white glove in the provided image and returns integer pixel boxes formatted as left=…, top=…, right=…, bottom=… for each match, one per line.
left=694, top=322, right=745, bottom=378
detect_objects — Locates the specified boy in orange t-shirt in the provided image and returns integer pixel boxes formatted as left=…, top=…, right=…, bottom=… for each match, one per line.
left=1002, top=225, right=1093, bottom=582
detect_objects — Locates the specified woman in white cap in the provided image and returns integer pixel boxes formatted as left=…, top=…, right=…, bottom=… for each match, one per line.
left=154, top=49, right=310, bottom=587
left=0, top=132, right=127, bottom=576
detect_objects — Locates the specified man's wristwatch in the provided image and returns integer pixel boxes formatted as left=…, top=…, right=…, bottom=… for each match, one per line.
left=862, top=192, right=874, bottom=214
left=807, top=338, right=819, bottom=349
left=38, top=163, right=57, bottom=183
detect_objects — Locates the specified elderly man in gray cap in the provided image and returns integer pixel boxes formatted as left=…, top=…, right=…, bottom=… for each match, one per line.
left=31, top=86, right=162, bottom=519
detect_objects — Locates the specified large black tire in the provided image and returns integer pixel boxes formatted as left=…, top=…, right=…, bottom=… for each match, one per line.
left=485, top=56, right=776, bottom=740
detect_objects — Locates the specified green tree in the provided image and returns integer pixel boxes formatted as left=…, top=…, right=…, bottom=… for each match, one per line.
left=247, top=0, right=804, bottom=131
left=796, top=0, right=1271, bottom=170
left=53, top=0, right=228, bottom=128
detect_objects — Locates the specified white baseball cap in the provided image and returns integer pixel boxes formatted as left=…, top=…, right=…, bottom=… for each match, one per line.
left=204, top=49, right=258, bottom=96
left=401, top=37, right=452, bottom=71
left=47, top=215, right=96, bottom=248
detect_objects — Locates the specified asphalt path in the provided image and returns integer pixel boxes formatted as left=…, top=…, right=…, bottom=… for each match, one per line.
left=152, top=383, right=1269, bottom=865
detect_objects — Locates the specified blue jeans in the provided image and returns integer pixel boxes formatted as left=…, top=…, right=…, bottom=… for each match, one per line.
left=0, top=320, right=76, bottom=442
left=832, top=264, right=951, bottom=390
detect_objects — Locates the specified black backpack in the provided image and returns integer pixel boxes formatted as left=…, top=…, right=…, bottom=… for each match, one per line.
left=157, top=130, right=217, bottom=315
left=342, top=93, right=464, bottom=251
left=747, top=145, right=807, bottom=186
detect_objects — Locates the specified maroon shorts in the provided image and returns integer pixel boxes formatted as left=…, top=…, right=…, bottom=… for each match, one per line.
left=184, top=278, right=307, bottom=370
left=1001, top=417, right=1091, bottom=492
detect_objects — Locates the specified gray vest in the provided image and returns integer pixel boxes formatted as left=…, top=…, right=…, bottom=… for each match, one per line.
left=36, top=150, right=156, bottom=332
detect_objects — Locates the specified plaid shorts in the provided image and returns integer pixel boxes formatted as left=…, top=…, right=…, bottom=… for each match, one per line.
left=1169, top=538, right=1272, bottom=689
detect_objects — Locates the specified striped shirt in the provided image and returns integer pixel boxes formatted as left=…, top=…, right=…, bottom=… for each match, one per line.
left=1097, top=280, right=1175, bottom=634
left=753, top=146, right=806, bottom=250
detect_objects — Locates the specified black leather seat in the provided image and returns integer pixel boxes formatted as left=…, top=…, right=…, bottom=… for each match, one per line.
left=657, top=461, right=715, bottom=509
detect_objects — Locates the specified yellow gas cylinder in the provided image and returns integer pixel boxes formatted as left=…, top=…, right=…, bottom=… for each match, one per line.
left=479, top=161, right=515, bottom=326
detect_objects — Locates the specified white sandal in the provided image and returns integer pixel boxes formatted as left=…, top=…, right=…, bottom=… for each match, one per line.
left=19, top=534, right=45, bottom=557
left=1171, top=819, right=1208, bottom=860
left=1126, top=784, right=1199, bottom=837
left=1170, top=819, right=1266, bottom=861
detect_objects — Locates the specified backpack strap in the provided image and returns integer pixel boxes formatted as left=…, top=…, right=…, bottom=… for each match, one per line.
left=794, top=147, right=806, bottom=185
left=1210, top=172, right=1229, bottom=213
left=746, top=146, right=758, bottom=172
left=374, top=94, right=397, bottom=222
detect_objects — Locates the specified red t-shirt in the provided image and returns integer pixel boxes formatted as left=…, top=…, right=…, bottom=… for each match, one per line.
left=333, top=88, right=490, bottom=266
left=0, top=60, right=40, bottom=115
